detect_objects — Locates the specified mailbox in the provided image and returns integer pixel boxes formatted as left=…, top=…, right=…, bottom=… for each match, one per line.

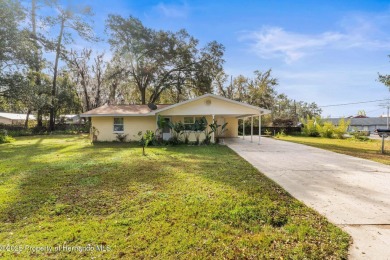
left=376, top=129, right=390, bottom=137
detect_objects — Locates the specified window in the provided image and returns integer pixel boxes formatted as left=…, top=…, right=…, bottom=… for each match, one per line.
left=183, top=116, right=203, bottom=130
left=183, top=117, right=194, bottom=130
left=113, top=118, right=124, bottom=132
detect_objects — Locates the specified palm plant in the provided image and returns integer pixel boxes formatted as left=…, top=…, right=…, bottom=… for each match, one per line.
left=168, top=121, right=185, bottom=144
left=192, top=117, right=207, bottom=145
left=209, top=120, right=228, bottom=143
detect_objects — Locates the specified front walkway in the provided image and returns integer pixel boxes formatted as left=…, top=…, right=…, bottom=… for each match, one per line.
left=225, top=137, right=390, bottom=260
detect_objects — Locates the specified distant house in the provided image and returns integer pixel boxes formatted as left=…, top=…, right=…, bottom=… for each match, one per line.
left=58, top=114, right=84, bottom=124
left=0, top=112, right=36, bottom=125
left=327, top=117, right=388, bottom=132
left=81, top=94, right=270, bottom=142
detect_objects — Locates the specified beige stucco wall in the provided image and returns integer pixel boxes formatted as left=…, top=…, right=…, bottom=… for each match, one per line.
left=92, top=116, right=156, bottom=142
left=90, top=97, right=249, bottom=142
left=91, top=115, right=239, bottom=142
left=167, top=115, right=238, bottom=141
left=224, top=117, right=238, bottom=137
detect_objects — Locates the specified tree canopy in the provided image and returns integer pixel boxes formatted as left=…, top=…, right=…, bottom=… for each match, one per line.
left=106, top=15, right=224, bottom=104
left=0, top=0, right=321, bottom=129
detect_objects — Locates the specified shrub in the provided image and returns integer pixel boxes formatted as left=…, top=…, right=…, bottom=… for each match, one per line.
left=301, top=115, right=321, bottom=137
left=275, top=130, right=286, bottom=138
left=115, top=133, right=128, bottom=142
left=350, top=129, right=370, bottom=141
left=167, top=136, right=180, bottom=145
left=301, top=117, right=350, bottom=139
left=138, top=130, right=155, bottom=155
left=334, top=118, right=350, bottom=139
left=167, top=121, right=185, bottom=143
left=0, top=129, right=15, bottom=144
left=192, top=117, right=207, bottom=145
left=319, top=121, right=334, bottom=138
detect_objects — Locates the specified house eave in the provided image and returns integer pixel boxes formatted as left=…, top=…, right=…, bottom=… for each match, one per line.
left=80, top=113, right=155, bottom=117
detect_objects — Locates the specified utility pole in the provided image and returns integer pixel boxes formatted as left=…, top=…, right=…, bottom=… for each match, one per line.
left=379, top=99, right=390, bottom=129
left=387, top=105, right=389, bottom=129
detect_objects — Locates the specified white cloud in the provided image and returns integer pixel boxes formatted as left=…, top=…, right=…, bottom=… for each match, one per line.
left=241, top=12, right=390, bottom=63
left=242, top=27, right=345, bottom=63
left=154, top=2, right=189, bottom=18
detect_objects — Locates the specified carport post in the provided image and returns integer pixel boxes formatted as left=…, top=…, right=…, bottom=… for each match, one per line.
left=258, top=114, right=262, bottom=145
left=242, top=118, right=245, bottom=139
left=251, top=116, right=253, bottom=142
left=212, top=114, right=215, bottom=143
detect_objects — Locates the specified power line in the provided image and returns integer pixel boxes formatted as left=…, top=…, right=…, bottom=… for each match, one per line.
left=319, top=98, right=390, bottom=108
left=366, top=107, right=384, bottom=113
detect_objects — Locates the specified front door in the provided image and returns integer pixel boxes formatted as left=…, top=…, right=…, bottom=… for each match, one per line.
left=162, top=117, right=171, bottom=140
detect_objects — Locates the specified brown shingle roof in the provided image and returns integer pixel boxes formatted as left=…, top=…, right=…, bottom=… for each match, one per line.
left=81, top=104, right=172, bottom=116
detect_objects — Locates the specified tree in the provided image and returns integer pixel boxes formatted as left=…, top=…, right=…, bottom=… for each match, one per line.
left=45, top=1, right=96, bottom=130
left=214, top=72, right=231, bottom=98
left=55, top=71, right=82, bottom=116
left=378, top=55, right=390, bottom=90
left=216, top=70, right=277, bottom=109
left=106, top=15, right=224, bottom=104
left=0, top=0, right=26, bottom=71
left=246, top=69, right=278, bottom=109
left=29, top=0, right=46, bottom=127
left=67, top=49, right=107, bottom=112
left=104, top=55, right=130, bottom=104
left=357, top=110, right=366, bottom=117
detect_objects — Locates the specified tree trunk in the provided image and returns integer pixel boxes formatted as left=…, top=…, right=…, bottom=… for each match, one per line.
left=24, top=110, right=31, bottom=129
left=140, top=88, right=146, bottom=104
left=109, top=80, right=117, bottom=104
left=49, top=18, right=65, bottom=131
left=81, top=72, right=91, bottom=111
left=32, top=0, right=43, bottom=127
left=37, top=110, right=43, bottom=127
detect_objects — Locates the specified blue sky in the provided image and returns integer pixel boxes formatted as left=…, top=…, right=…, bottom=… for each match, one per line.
left=69, top=0, right=390, bottom=117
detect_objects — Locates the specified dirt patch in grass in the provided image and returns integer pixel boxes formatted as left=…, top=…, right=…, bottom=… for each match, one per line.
left=0, top=135, right=350, bottom=259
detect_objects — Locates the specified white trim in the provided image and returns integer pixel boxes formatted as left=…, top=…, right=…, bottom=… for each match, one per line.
left=113, top=117, right=124, bottom=132
left=251, top=116, right=253, bottom=143
left=212, top=114, right=215, bottom=143
left=258, top=114, right=262, bottom=145
left=81, top=114, right=154, bottom=118
left=152, top=94, right=271, bottom=115
left=81, top=94, right=271, bottom=117
left=242, top=118, right=245, bottom=139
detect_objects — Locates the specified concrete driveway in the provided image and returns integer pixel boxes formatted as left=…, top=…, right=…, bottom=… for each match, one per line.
left=225, top=137, right=390, bottom=260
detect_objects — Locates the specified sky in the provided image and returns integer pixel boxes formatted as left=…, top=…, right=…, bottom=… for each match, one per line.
left=60, top=0, right=390, bottom=117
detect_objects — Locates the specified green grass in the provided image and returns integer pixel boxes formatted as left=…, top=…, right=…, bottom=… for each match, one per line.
left=0, top=135, right=350, bottom=259
left=277, top=135, right=390, bottom=165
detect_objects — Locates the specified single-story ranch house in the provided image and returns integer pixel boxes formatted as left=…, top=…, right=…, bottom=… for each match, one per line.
left=0, top=112, right=36, bottom=125
left=327, top=117, right=388, bottom=133
left=81, top=94, right=270, bottom=143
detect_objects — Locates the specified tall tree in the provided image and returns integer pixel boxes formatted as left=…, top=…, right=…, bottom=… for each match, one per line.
left=378, top=55, right=390, bottom=90
left=106, top=15, right=224, bottom=104
left=45, top=1, right=95, bottom=130
left=29, top=0, right=46, bottom=127
left=246, top=69, right=278, bottom=109
left=0, top=0, right=26, bottom=71
left=67, top=49, right=107, bottom=112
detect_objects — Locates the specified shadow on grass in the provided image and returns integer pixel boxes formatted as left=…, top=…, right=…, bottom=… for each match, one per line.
left=1, top=139, right=290, bottom=223
left=0, top=136, right=351, bottom=260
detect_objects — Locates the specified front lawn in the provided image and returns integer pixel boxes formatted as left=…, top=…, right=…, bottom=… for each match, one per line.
left=277, top=135, right=390, bottom=165
left=0, top=136, right=349, bottom=259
